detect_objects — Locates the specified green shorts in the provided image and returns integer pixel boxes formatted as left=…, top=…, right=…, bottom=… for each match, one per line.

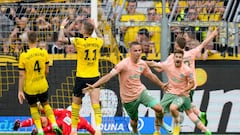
left=160, top=93, right=191, bottom=113
left=179, top=90, right=195, bottom=111
left=123, top=89, right=159, bottom=120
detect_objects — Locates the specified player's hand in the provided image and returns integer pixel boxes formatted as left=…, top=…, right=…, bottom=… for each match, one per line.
left=60, top=17, right=69, bottom=27
left=161, top=83, right=169, bottom=92
left=18, top=90, right=25, bottom=104
left=82, top=83, right=95, bottom=94
left=212, top=27, right=219, bottom=37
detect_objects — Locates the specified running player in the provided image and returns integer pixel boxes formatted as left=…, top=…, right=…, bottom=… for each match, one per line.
left=83, top=41, right=167, bottom=135
left=147, top=49, right=212, bottom=135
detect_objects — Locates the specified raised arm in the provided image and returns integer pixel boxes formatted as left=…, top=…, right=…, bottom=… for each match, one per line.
left=58, top=18, right=70, bottom=43
left=198, top=28, right=219, bottom=50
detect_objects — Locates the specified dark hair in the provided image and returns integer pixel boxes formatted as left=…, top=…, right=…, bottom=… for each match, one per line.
left=129, top=41, right=141, bottom=48
left=138, top=28, right=150, bottom=38
left=126, top=0, right=137, bottom=7
left=174, top=49, right=184, bottom=55
left=175, top=36, right=186, bottom=49
left=82, top=20, right=94, bottom=36
left=127, top=0, right=137, bottom=2
left=147, top=7, right=156, bottom=12
left=27, top=31, right=37, bottom=44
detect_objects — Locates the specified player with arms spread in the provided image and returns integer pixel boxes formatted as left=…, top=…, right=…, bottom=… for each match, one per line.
left=83, top=41, right=168, bottom=135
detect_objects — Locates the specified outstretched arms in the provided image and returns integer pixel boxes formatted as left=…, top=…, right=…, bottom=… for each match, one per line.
left=83, top=70, right=117, bottom=93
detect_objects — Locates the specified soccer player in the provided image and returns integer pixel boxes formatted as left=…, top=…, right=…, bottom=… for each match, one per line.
left=18, top=31, right=62, bottom=135
left=171, top=28, right=219, bottom=126
left=83, top=41, right=167, bottom=135
left=147, top=49, right=212, bottom=135
left=13, top=108, right=95, bottom=135
left=58, top=18, right=103, bottom=135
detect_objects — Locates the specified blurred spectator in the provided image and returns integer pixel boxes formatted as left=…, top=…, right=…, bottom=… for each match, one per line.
left=50, top=32, right=65, bottom=54
left=184, top=7, right=198, bottom=21
left=0, top=7, right=14, bottom=39
left=198, top=0, right=223, bottom=21
left=146, top=7, right=161, bottom=22
left=67, top=6, right=77, bottom=21
left=136, top=28, right=150, bottom=43
left=65, top=44, right=76, bottom=54
left=136, top=28, right=155, bottom=54
left=51, top=40, right=65, bottom=54
left=9, top=16, right=30, bottom=42
left=80, top=5, right=91, bottom=18
left=185, top=39, right=200, bottom=51
left=6, top=39, right=23, bottom=56
left=137, top=7, right=161, bottom=56
left=38, top=41, right=48, bottom=50
left=120, top=0, right=146, bottom=22
left=67, top=18, right=85, bottom=38
left=4, top=16, right=30, bottom=54
left=51, top=16, right=60, bottom=32
left=170, top=1, right=184, bottom=22
left=182, top=6, right=209, bottom=42
left=120, top=0, right=146, bottom=50
left=35, top=15, right=52, bottom=42
left=154, top=1, right=171, bottom=18
left=169, top=26, right=183, bottom=54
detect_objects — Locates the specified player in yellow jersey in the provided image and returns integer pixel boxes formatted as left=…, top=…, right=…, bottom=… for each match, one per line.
left=18, top=31, right=62, bottom=135
left=58, top=18, right=104, bottom=135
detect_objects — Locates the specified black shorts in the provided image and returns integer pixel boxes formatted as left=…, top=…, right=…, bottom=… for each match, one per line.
left=73, top=76, right=99, bottom=98
left=24, top=91, right=48, bottom=105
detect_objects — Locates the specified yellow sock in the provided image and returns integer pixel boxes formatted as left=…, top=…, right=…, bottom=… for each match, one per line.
left=92, top=103, right=102, bottom=127
left=43, top=104, right=57, bottom=125
left=71, top=102, right=80, bottom=130
left=173, top=124, right=180, bottom=135
left=30, top=106, right=42, bottom=131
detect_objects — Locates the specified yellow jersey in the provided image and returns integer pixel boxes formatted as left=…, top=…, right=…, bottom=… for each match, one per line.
left=144, top=26, right=161, bottom=55
left=120, top=14, right=146, bottom=49
left=70, top=37, right=104, bottom=78
left=120, top=14, right=146, bottom=22
left=155, top=1, right=171, bottom=15
left=18, top=48, right=49, bottom=95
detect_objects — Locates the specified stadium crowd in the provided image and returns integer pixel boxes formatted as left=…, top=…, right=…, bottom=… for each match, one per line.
left=0, top=0, right=230, bottom=58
